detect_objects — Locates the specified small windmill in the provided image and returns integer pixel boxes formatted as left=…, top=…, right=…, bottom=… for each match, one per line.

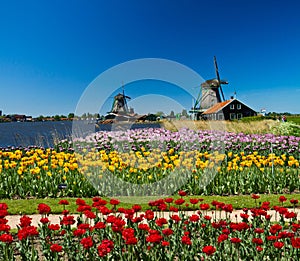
left=190, top=56, right=228, bottom=119
left=110, top=84, right=131, bottom=114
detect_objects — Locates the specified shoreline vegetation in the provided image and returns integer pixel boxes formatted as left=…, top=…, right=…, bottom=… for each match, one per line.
left=0, top=114, right=300, bottom=142
left=0, top=113, right=77, bottom=123
left=0, top=112, right=299, bottom=123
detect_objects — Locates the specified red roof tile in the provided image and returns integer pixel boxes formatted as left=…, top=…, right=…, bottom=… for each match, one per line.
left=202, top=99, right=233, bottom=114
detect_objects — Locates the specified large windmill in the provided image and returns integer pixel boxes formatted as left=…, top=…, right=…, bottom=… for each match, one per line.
left=190, top=56, right=228, bottom=119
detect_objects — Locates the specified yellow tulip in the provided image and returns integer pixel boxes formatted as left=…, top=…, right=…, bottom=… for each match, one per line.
left=108, top=165, right=115, bottom=172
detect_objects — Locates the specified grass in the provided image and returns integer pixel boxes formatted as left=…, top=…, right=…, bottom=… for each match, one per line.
left=287, top=116, right=300, bottom=125
left=2, top=193, right=300, bottom=215
left=162, top=119, right=278, bottom=134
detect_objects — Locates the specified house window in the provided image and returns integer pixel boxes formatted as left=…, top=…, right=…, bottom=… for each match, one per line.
left=237, top=104, right=241, bottom=110
left=230, top=104, right=235, bottom=110
left=212, top=114, right=216, bottom=120
left=237, top=113, right=243, bottom=119
left=230, top=113, right=236, bottom=120
left=218, top=114, right=224, bottom=120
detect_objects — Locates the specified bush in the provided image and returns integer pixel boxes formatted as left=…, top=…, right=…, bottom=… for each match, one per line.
left=271, top=122, right=300, bottom=136
left=287, top=116, right=300, bottom=125
left=240, top=116, right=275, bottom=123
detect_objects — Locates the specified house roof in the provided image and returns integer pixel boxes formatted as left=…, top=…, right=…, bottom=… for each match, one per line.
left=202, top=99, right=233, bottom=114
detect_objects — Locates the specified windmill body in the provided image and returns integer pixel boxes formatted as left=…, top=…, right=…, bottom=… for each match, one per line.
left=100, top=88, right=158, bottom=124
left=200, top=80, right=222, bottom=111
left=111, top=93, right=131, bottom=114
left=191, top=56, right=228, bottom=119
left=102, top=88, right=139, bottom=122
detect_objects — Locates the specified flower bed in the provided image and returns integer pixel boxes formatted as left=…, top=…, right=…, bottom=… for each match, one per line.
left=71, top=128, right=300, bottom=156
left=1, top=194, right=300, bottom=260
left=0, top=128, right=299, bottom=198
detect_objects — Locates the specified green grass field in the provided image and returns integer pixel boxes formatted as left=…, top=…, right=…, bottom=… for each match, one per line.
left=2, top=194, right=300, bottom=215
left=287, top=116, right=300, bottom=125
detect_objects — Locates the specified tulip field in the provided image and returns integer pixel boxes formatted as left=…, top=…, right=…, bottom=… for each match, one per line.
left=1, top=194, right=300, bottom=260
left=0, top=128, right=299, bottom=198
left=0, top=127, right=300, bottom=259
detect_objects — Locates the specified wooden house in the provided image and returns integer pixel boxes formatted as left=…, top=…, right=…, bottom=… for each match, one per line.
left=190, top=57, right=257, bottom=121
left=202, top=98, right=257, bottom=120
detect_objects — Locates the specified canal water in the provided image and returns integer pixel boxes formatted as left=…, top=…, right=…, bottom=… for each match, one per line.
left=0, top=121, right=161, bottom=148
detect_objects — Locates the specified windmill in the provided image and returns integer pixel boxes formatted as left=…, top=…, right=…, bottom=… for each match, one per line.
left=110, top=84, right=131, bottom=115
left=190, top=56, right=228, bottom=119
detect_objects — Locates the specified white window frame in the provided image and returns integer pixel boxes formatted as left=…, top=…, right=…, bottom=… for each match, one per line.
left=230, top=104, right=235, bottom=110
left=218, top=114, right=224, bottom=120
left=237, top=113, right=243, bottom=119
left=237, top=104, right=241, bottom=110
left=230, top=113, right=236, bottom=120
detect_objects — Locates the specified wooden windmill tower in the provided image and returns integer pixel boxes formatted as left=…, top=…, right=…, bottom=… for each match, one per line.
left=191, top=56, right=228, bottom=119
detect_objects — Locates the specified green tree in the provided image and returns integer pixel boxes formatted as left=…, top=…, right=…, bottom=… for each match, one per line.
left=37, top=115, right=44, bottom=121
left=181, top=109, right=188, bottom=117
left=156, top=111, right=165, bottom=117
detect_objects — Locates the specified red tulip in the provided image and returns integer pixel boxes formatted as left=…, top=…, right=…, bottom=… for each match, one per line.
left=178, top=190, right=187, bottom=197
left=230, top=237, right=241, bottom=244
left=251, top=194, right=260, bottom=199
left=50, top=244, right=63, bottom=252
left=291, top=237, right=300, bottom=248
left=202, top=245, right=216, bottom=256
left=279, top=196, right=287, bottom=203
left=274, top=241, right=284, bottom=249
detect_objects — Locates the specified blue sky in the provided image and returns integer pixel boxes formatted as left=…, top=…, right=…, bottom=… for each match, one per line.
left=0, top=0, right=300, bottom=116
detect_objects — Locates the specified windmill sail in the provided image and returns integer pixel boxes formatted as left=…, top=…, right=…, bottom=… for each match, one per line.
left=214, top=56, right=226, bottom=102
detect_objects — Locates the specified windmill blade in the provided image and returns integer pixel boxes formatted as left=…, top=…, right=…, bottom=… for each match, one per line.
left=122, top=85, right=130, bottom=112
left=214, top=56, right=221, bottom=85
left=214, top=56, right=226, bottom=101
left=192, top=84, right=202, bottom=108
left=219, top=86, right=225, bottom=102
left=193, top=93, right=201, bottom=108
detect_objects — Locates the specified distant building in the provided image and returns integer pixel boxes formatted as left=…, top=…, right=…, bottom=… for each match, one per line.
left=136, top=114, right=158, bottom=122
left=202, top=98, right=257, bottom=120
left=12, top=114, right=27, bottom=122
